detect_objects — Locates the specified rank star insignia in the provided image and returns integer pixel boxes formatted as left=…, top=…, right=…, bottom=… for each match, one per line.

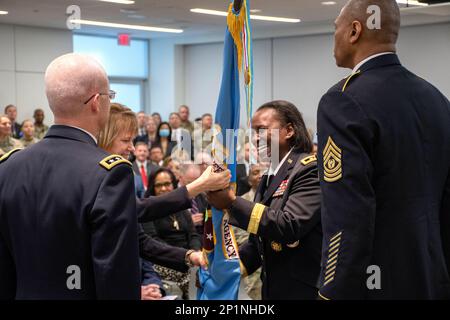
left=271, top=241, right=282, bottom=252
left=323, top=136, right=342, bottom=182
left=206, top=233, right=213, bottom=241
left=99, top=155, right=131, bottom=170
left=107, top=157, right=120, bottom=164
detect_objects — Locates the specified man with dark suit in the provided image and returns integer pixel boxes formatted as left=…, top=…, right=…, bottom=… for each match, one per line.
left=208, top=101, right=322, bottom=299
left=317, top=0, right=450, bottom=300
left=4, top=105, right=22, bottom=139
left=0, top=53, right=140, bottom=300
left=133, top=142, right=159, bottom=192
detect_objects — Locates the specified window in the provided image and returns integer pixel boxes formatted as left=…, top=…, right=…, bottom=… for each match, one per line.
left=109, top=81, right=143, bottom=113
left=73, top=34, right=149, bottom=111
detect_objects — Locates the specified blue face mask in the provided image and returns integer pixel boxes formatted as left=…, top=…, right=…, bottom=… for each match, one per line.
left=159, top=129, right=170, bottom=137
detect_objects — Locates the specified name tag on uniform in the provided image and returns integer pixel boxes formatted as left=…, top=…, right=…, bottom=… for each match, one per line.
left=273, top=179, right=288, bottom=197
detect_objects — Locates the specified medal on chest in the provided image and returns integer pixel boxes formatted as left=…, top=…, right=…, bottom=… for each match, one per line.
left=273, top=179, right=288, bottom=197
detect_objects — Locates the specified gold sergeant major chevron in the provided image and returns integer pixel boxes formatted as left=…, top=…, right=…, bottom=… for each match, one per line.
left=323, top=136, right=342, bottom=182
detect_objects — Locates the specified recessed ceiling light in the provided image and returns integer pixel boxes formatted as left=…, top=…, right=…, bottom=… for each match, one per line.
left=190, top=8, right=300, bottom=23
left=396, top=0, right=428, bottom=6
left=0, top=10, right=8, bottom=15
left=98, top=0, right=135, bottom=4
left=321, top=1, right=337, bottom=5
left=70, top=19, right=183, bottom=33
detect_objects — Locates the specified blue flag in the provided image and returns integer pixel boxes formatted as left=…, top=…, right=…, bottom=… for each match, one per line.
left=196, top=0, right=252, bottom=300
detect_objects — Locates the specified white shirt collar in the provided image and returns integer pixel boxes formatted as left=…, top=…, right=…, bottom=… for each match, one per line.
left=268, top=148, right=294, bottom=177
left=66, top=125, right=98, bottom=144
left=136, top=159, right=147, bottom=168
left=352, top=52, right=395, bottom=74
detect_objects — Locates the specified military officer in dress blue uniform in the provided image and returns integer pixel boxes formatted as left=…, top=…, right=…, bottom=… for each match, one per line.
left=208, top=101, right=322, bottom=300
left=0, top=53, right=140, bottom=300
left=317, top=0, right=450, bottom=300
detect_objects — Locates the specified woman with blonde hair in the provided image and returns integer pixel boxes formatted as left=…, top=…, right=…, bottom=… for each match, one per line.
left=98, top=103, right=231, bottom=299
left=0, top=114, right=23, bottom=156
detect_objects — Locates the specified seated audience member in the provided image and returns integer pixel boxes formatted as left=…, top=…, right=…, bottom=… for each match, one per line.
left=178, top=163, right=209, bottom=237
left=193, top=113, right=214, bottom=152
left=163, top=157, right=181, bottom=184
left=169, top=112, right=192, bottom=158
left=0, top=114, right=23, bottom=155
left=33, top=108, right=49, bottom=140
left=141, top=259, right=164, bottom=300
left=201, top=113, right=213, bottom=131
left=155, top=121, right=177, bottom=158
left=194, top=151, right=213, bottom=174
left=20, top=120, right=40, bottom=147
left=150, top=145, right=164, bottom=167
left=4, top=104, right=22, bottom=139
left=133, top=142, right=159, bottom=191
left=143, top=168, right=202, bottom=299
left=169, top=112, right=182, bottom=137
left=152, top=112, right=162, bottom=128
left=136, top=111, right=148, bottom=138
left=242, top=163, right=265, bottom=202
left=179, top=105, right=194, bottom=134
left=135, top=116, right=157, bottom=148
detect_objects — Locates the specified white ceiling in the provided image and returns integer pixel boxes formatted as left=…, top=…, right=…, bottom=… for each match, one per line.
left=0, top=0, right=449, bottom=41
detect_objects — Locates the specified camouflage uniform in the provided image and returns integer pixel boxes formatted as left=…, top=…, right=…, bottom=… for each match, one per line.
left=0, top=136, right=23, bottom=156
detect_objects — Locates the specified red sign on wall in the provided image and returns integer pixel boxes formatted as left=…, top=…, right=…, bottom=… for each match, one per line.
left=118, top=34, right=130, bottom=46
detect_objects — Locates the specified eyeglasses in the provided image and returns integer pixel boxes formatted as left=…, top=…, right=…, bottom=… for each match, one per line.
left=83, top=90, right=116, bottom=105
left=154, top=182, right=173, bottom=189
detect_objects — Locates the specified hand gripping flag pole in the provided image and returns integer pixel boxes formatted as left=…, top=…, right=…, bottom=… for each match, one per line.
left=197, top=0, right=254, bottom=300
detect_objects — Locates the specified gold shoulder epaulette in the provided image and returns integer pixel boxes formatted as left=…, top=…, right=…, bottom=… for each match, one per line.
left=99, top=154, right=131, bottom=170
left=301, top=154, right=317, bottom=166
left=342, top=70, right=361, bottom=92
left=0, top=148, right=22, bottom=164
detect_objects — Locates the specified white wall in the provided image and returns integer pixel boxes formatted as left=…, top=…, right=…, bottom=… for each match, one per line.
left=397, top=23, right=450, bottom=97
left=183, top=39, right=274, bottom=124
left=272, top=34, right=348, bottom=129
left=179, top=22, right=450, bottom=131
left=0, top=24, right=73, bottom=124
left=149, top=38, right=177, bottom=121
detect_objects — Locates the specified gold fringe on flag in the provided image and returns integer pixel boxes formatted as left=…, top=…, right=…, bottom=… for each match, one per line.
left=227, top=2, right=245, bottom=72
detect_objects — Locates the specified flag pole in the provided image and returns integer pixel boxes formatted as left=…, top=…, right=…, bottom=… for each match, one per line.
left=233, top=0, right=243, bottom=12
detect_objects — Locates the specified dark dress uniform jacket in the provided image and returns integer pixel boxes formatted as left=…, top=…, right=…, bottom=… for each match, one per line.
left=317, top=54, right=450, bottom=299
left=137, top=187, right=193, bottom=272
left=0, top=125, right=140, bottom=300
left=229, top=148, right=322, bottom=299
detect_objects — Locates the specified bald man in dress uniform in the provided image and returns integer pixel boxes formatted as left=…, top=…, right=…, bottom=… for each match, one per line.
left=0, top=54, right=140, bottom=300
